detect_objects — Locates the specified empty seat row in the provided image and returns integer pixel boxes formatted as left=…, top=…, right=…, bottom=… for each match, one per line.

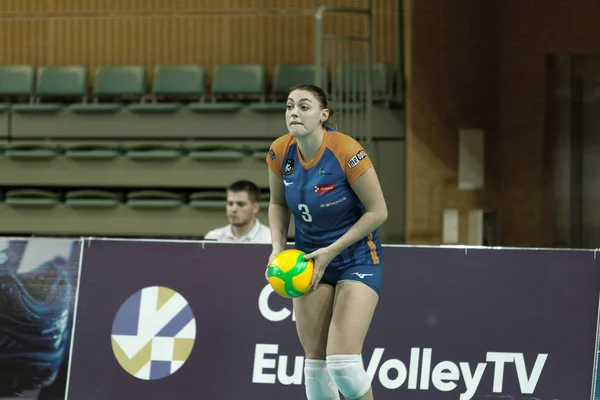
left=0, top=63, right=393, bottom=107
left=0, top=188, right=270, bottom=209
left=0, top=142, right=268, bottom=160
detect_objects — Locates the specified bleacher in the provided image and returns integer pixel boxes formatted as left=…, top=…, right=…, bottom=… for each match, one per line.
left=0, top=62, right=403, bottom=240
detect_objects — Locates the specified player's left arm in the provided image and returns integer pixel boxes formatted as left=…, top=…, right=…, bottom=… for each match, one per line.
left=327, top=167, right=388, bottom=256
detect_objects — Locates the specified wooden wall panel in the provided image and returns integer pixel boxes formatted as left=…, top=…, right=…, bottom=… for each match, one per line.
left=0, top=0, right=399, bottom=84
left=0, top=19, right=49, bottom=65
left=0, top=0, right=46, bottom=13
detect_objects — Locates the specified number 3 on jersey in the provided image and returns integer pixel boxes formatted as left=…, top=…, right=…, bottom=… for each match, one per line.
left=298, top=204, right=312, bottom=222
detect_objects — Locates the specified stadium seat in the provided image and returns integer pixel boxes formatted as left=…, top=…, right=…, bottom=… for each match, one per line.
left=250, top=63, right=315, bottom=112
left=63, top=143, right=122, bottom=159
left=129, top=65, right=206, bottom=113
left=188, top=190, right=227, bottom=209
left=334, top=63, right=390, bottom=100
left=3, top=142, right=60, bottom=159
left=12, top=66, right=88, bottom=113
left=259, top=191, right=270, bottom=208
left=71, top=65, right=146, bottom=112
left=4, top=189, right=60, bottom=207
left=126, top=190, right=185, bottom=208
left=251, top=147, right=271, bottom=160
left=187, top=143, right=247, bottom=160
left=124, top=143, right=184, bottom=160
left=273, top=64, right=316, bottom=95
left=189, top=64, right=266, bottom=112
left=0, top=65, right=35, bottom=102
left=65, top=190, right=122, bottom=208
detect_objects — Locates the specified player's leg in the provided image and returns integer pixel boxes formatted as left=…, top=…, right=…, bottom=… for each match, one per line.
left=325, top=266, right=383, bottom=400
left=294, top=282, right=340, bottom=400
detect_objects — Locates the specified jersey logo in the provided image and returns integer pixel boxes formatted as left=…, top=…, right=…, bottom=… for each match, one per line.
left=318, top=168, right=335, bottom=176
left=284, top=159, right=294, bottom=175
left=269, top=149, right=276, bottom=160
left=320, top=195, right=347, bottom=208
left=315, top=184, right=336, bottom=194
left=283, top=180, right=293, bottom=186
left=351, top=272, right=374, bottom=279
left=347, top=150, right=367, bottom=169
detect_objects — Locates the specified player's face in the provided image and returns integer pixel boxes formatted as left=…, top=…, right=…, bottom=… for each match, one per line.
left=285, top=90, right=329, bottom=137
left=226, top=190, right=259, bottom=227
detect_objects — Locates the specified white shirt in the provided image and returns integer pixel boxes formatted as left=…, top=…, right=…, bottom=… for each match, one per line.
left=204, top=219, right=272, bottom=244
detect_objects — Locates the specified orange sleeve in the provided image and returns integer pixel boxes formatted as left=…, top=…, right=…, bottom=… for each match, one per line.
left=333, top=134, right=374, bottom=184
left=265, top=135, right=292, bottom=177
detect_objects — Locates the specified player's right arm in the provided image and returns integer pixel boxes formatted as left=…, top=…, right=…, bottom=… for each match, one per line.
left=265, top=136, right=292, bottom=262
left=267, top=168, right=290, bottom=257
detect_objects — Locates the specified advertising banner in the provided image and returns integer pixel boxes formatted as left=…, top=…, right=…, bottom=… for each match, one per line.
left=64, top=239, right=600, bottom=400
left=0, top=238, right=82, bottom=400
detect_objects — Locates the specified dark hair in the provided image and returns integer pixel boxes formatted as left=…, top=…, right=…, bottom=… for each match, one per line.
left=289, top=84, right=335, bottom=130
left=227, top=180, right=261, bottom=203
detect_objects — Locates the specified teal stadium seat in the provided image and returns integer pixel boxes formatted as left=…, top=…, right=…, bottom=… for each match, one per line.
left=124, top=143, right=184, bottom=160
left=334, top=63, right=390, bottom=100
left=272, top=64, right=316, bottom=96
left=0, top=65, right=35, bottom=116
left=12, top=66, right=88, bottom=113
left=189, top=64, right=266, bottom=112
left=65, top=190, right=122, bottom=208
left=3, top=142, right=60, bottom=159
left=188, top=190, right=228, bottom=209
left=62, top=143, right=122, bottom=159
left=72, top=65, right=146, bottom=113
left=129, top=65, right=206, bottom=113
left=4, top=189, right=60, bottom=207
left=0, top=65, right=35, bottom=101
left=250, top=63, right=316, bottom=112
left=189, top=188, right=269, bottom=209
left=8, top=66, right=88, bottom=155
left=126, top=190, right=185, bottom=209
left=186, top=142, right=247, bottom=160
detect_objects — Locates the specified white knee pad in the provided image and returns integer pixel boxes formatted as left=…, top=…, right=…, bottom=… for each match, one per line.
left=304, top=359, right=340, bottom=400
left=326, top=354, right=371, bottom=400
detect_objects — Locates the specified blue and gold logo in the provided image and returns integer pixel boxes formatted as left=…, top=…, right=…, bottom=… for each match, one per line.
left=111, top=286, right=196, bottom=380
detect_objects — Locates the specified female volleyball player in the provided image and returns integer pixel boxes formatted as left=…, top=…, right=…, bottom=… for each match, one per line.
left=265, top=84, right=388, bottom=400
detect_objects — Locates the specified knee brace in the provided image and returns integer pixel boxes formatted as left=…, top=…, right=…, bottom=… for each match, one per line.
left=304, top=359, right=340, bottom=400
left=326, top=354, right=371, bottom=400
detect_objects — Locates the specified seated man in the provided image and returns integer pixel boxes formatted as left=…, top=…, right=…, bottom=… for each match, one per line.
left=204, top=180, right=271, bottom=243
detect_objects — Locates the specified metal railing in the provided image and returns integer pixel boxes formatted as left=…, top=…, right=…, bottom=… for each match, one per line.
left=314, top=3, right=373, bottom=148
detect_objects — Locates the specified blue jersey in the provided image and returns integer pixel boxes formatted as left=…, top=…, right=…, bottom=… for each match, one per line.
left=266, top=130, right=384, bottom=270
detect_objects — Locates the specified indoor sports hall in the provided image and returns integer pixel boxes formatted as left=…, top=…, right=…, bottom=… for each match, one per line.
left=0, top=1, right=599, bottom=399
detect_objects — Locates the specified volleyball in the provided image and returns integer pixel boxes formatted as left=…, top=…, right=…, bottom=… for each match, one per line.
left=267, top=249, right=314, bottom=298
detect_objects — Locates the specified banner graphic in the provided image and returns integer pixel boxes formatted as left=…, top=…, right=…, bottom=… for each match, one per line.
left=0, top=238, right=81, bottom=400
left=65, top=240, right=600, bottom=400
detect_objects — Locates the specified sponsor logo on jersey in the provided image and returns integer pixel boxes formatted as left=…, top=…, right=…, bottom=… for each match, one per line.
left=314, top=184, right=336, bottom=194
left=269, top=149, right=276, bottom=160
left=320, top=196, right=347, bottom=208
left=347, top=149, right=367, bottom=169
left=284, top=159, right=294, bottom=175
left=317, top=168, right=335, bottom=175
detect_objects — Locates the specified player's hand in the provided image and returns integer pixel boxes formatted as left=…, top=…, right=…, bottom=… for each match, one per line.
left=265, top=247, right=284, bottom=281
left=304, top=246, right=338, bottom=290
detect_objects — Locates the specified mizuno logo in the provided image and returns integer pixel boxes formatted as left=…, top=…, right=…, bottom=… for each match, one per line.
left=283, top=181, right=293, bottom=186
left=351, top=272, right=374, bottom=279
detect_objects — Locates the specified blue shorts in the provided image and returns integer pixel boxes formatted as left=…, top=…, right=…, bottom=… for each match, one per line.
left=319, top=263, right=384, bottom=296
